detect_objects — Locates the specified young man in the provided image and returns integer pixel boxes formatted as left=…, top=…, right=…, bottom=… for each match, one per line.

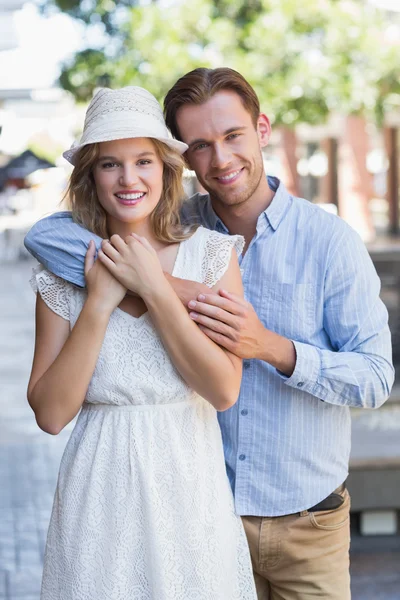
left=25, top=68, right=394, bottom=600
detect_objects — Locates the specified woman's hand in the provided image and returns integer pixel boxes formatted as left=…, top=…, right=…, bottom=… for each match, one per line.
left=97, top=233, right=166, bottom=299
left=85, top=240, right=127, bottom=315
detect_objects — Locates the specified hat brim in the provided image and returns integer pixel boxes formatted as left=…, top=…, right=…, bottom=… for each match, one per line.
left=63, top=133, right=188, bottom=166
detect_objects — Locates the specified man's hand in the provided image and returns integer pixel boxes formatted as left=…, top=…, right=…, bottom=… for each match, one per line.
left=188, top=288, right=265, bottom=359
left=188, top=288, right=297, bottom=375
left=165, top=274, right=210, bottom=312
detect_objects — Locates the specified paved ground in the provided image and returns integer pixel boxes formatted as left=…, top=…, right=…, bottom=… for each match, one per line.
left=1, top=258, right=399, bottom=599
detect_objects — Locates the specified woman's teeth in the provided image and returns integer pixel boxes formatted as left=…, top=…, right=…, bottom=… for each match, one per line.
left=116, top=192, right=145, bottom=200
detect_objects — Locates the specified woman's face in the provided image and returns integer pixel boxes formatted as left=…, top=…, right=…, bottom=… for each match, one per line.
left=92, top=137, right=164, bottom=227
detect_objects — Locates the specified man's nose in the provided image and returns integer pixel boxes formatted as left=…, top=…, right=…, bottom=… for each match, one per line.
left=211, top=144, right=232, bottom=170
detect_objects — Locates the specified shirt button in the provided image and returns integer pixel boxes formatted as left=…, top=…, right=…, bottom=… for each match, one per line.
left=239, top=454, right=246, bottom=461
left=243, top=361, right=251, bottom=370
left=297, top=382, right=304, bottom=388
left=241, top=409, right=248, bottom=416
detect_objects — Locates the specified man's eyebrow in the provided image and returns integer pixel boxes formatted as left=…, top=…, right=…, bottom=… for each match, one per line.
left=97, top=151, right=156, bottom=160
left=187, top=126, right=247, bottom=148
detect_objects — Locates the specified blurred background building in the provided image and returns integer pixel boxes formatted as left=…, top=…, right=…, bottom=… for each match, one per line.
left=0, top=0, right=400, bottom=598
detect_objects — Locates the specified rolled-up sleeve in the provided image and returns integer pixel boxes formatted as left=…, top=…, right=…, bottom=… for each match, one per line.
left=283, top=225, right=394, bottom=409
left=24, top=212, right=102, bottom=288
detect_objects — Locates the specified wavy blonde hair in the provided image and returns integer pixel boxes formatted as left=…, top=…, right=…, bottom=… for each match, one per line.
left=65, top=138, right=194, bottom=242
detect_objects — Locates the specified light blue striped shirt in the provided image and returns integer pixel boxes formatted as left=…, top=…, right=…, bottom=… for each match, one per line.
left=24, top=177, right=394, bottom=516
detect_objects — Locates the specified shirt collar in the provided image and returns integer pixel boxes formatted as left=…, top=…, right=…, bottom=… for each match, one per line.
left=263, top=176, right=292, bottom=231
left=202, top=176, right=292, bottom=233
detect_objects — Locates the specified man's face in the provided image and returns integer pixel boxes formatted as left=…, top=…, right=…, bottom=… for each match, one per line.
left=176, top=90, right=270, bottom=208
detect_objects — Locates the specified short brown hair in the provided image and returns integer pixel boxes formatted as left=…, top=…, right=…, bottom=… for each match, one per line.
left=65, top=138, right=193, bottom=243
left=164, top=68, right=260, bottom=141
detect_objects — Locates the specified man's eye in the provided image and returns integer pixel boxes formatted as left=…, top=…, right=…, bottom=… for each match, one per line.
left=227, top=134, right=240, bottom=140
left=194, top=143, right=208, bottom=151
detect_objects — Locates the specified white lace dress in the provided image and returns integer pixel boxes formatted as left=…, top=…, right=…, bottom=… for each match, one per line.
left=30, top=227, right=257, bottom=600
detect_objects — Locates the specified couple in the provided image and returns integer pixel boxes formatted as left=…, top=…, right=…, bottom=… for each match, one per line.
left=25, top=68, right=394, bottom=600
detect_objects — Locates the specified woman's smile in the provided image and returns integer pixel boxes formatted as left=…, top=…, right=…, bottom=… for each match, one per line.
left=115, top=190, right=147, bottom=206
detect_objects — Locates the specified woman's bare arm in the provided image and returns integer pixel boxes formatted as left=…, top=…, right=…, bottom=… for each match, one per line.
left=28, top=295, right=112, bottom=434
left=98, top=234, right=244, bottom=412
left=146, top=250, right=243, bottom=410
left=27, top=243, right=126, bottom=435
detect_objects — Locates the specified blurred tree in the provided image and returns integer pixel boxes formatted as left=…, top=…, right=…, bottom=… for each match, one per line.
left=42, top=0, right=399, bottom=127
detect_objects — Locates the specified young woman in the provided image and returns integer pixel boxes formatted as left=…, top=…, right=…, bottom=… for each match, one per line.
left=28, top=86, right=256, bottom=599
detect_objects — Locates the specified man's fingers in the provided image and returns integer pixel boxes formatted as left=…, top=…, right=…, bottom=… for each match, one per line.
left=84, top=240, right=96, bottom=275
left=188, top=299, right=239, bottom=327
left=195, top=292, right=246, bottom=316
left=218, top=288, right=248, bottom=306
left=198, top=325, right=235, bottom=352
left=190, top=312, right=238, bottom=340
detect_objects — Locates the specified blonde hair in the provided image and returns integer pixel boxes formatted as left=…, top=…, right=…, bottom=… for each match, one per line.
left=65, top=138, right=194, bottom=243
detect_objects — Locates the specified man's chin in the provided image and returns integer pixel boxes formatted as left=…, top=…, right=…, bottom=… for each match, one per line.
left=211, top=188, right=252, bottom=207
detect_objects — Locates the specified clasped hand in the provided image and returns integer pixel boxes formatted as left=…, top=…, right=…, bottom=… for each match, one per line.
left=85, top=234, right=164, bottom=313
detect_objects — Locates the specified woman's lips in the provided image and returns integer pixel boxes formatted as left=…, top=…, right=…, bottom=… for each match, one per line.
left=115, top=192, right=146, bottom=206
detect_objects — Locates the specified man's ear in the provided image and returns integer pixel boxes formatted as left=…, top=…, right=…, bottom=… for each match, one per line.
left=257, top=113, right=271, bottom=148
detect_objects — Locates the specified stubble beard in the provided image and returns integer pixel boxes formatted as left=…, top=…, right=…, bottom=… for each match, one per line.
left=206, top=157, right=265, bottom=210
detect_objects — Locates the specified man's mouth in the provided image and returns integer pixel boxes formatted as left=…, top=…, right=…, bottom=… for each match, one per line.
left=214, top=168, right=244, bottom=185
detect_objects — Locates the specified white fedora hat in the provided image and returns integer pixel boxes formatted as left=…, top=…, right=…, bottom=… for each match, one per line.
left=63, top=86, right=188, bottom=165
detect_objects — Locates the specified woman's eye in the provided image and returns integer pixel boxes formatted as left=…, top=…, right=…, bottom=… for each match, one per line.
left=138, top=160, right=152, bottom=165
left=101, top=162, right=118, bottom=169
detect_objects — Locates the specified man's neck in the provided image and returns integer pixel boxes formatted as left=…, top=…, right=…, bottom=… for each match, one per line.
left=210, top=176, right=275, bottom=244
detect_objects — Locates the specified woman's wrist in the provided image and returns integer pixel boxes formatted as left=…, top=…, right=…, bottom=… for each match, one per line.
left=84, top=294, right=115, bottom=320
left=141, top=275, right=173, bottom=307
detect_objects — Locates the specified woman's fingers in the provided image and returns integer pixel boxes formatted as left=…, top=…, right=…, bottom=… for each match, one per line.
left=101, top=239, right=119, bottom=263
left=109, top=234, right=126, bottom=253
left=84, top=240, right=96, bottom=275
left=129, top=233, right=157, bottom=255
left=97, top=248, right=118, bottom=274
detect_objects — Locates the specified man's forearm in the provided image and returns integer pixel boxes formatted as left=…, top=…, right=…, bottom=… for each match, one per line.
left=257, top=326, right=296, bottom=377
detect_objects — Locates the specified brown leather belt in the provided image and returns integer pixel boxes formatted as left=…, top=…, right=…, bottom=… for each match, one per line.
left=307, top=482, right=346, bottom=512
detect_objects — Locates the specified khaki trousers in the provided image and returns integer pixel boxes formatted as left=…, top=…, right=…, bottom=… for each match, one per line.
left=242, top=489, right=351, bottom=600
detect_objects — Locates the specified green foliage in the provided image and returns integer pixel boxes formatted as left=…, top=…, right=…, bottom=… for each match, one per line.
left=48, top=0, right=400, bottom=126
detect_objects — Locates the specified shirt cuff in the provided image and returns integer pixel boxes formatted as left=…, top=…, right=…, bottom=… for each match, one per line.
left=279, top=340, right=321, bottom=395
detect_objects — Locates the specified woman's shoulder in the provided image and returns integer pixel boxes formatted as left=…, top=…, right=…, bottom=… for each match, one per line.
left=30, top=264, right=80, bottom=321
left=189, top=226, right=244, bottom=256
left=181, top=227, right=244, bottom=288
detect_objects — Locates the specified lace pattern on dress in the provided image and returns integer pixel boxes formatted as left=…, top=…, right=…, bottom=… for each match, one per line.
left=30, top=265, right=72, bottom=321
left=200, top=229, right=244, bottom=288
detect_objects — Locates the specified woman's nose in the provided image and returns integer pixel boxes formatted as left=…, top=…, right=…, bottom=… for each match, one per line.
left=119, top=166, right=139, bottom=187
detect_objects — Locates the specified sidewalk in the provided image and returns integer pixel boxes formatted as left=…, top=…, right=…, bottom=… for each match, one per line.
left=0, top=258, right=399, bottom=599
left=0, top=259, right=71, bottom=600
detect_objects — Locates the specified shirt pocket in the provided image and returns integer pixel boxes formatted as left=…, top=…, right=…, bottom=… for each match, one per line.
left=259, top=283, right=316, bottom=341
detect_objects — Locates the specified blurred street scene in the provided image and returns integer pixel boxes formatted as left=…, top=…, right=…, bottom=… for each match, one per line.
left=1, top=0, right=400, bottom=598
